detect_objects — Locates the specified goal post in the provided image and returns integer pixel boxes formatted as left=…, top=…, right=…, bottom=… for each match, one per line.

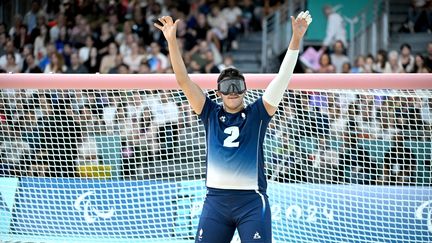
left=0, top=73, right=431, bottom=243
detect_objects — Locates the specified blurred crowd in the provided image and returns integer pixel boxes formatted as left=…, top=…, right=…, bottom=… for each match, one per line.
left=0, top=0, right=264, bottom=75
left=0, top=0, right=431, bottom=185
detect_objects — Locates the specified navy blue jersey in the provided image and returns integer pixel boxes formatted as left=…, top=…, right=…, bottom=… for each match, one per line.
left=199, top=96, right=272, bottom=192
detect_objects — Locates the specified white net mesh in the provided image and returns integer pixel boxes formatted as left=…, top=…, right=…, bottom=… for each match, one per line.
left=0, top=87, right=431, bottom=242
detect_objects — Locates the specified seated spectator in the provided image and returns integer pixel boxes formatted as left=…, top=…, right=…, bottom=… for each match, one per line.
left=330, top=40, right=350, bottom=73
left=207, top=5, right=228, bottom=52
left=399, top=43, right=415, bottom=73
left=221, top=0, right=243, bottom=51
left=317, top=53, right=336, bottom=73
left=147, top=42, right=169, bottom=73
left=3, top=53, right=21, bottom=73
left=123, top=41, right=146, bottom=73
left=13, top=24, right=31, bottom=52
left=0, top=40, right=23, bottom=71
left=38, top=42, right=56, bottom=70
left=373, top=49, right=388, bottom=73
left=138, top=60, right=151, bottom=74
left=69, top=14, right=91, bottom=48
left=338, top=133, right=377, bottom=185
left=341, top=62, right=351, bottom=73
left=23, top=53, right=42, bottom=73
left=217, top=53, right=235, bottom=70
left=44, top=52, right=66, bottom=73
left=100, top=42, right=119, bottom=74
left=83, top=47, right=100, bottom=73
left=384, top=50, right=404, bottom=73
left=310, top=137, right=339, bottom=183
left=33, top=24, right=49, bottom=61
left=66, top=52, right=88, bottom=73
left=404, top=0, right=432, bottom=33
left=381, top=134, right=417, bottom=185
left=413, top=53, right=431, bottom=73
left=350, top=55, right=366, bottom=73
left=78, top=35, right=95, bottom=64
left=95, top=22, right=115, bottom=57
left=364, top=54, right=375, bottom=73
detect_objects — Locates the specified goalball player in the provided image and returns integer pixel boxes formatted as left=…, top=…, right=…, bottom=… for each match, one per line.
left=155, top=10, right=312, bottom=243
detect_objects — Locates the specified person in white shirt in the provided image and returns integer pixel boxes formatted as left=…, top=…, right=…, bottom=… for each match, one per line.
left=221, top=0, right=243, bottom=51
left=330, top=40, right=350, bottom=73
left=321, top=5, right=347, bottom=51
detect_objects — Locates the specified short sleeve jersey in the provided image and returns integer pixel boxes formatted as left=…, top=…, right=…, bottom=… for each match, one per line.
left=198, top=96, right=272, bottom=192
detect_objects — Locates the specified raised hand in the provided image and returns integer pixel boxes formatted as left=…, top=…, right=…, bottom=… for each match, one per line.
left=291, top=10, right=312, bottom=39
left=154, top=16, right=180, bottom=42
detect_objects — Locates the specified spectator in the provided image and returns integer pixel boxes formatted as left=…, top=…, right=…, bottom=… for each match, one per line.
left=70, top=15, right=91, bottom=48
left=310, top=137, right=339, bottom=183
left=100, top=42, right=119, bottom=74
left=217, top=53, right=235, bottom=70
left=364, top=54, right=375, bottom=73
left=413, top=53, right=431, bottom=73
left=79, top=35, right=95, bottom=64
left=399, top=43, right=415, bottom=73
left=317, top=53, right=335, bottom=73
left=49, top=13, right=66, bottom=43
left=338, top=133, right=377, bottom=185
left=23, top=0, right=43, bottom=34
left=373, top=49, right=388, bottom=73
left=330, top=40, right=350, bottom=73
left=8, top=14, right=24, bottom=38
left=138, top=60, right=151, bottom=74
left=384, top=50, right=404, bottom=73
left=207, top=5, right=228, bottom=52
left=95, top=22, right=115, bottom=57
left=221, top=0, right=243, bottom=51
left=44, top=52, right=66, bottom=73
left=147, top=42, right=169, bottom=73
left=350, top=55, right=366, bottom=73
left=341, top=62, right=351, bottom=73
left=321, top=5, right=347, bottom=51
left=123, top=41, right=146, bottom=73
left=33, top=24, right=50, bottom=61
left=403, top=0, right=432, bottom=33
left=13, top=24, right=31, bottom=52
left=23, top=53, right=42, bottom=73
left=83, top=47, right=100, bottom=73
left=38, top=42, right=56, bottom=70
left=381, top=134, right=417, bottom=185
left=107, top=54, right=124, bottom=74
left=3, top=53, right=21, bottom=73
left=66, top=52, right=88, bottom=73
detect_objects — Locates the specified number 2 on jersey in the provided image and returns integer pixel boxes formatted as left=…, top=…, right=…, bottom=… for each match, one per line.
left=223, top=126, right=240, bottom=147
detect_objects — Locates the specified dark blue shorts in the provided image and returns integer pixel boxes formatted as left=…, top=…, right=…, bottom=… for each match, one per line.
left=195, top=188, right=272, bottom=243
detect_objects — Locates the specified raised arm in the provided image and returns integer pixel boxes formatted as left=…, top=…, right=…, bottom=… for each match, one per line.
left=154, top=16, right=206, bottom=115
left=262, top=11, right=312, bottom=116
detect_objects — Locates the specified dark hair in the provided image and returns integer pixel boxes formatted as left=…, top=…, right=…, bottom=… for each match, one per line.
left=217, top=67, right=244, bottom=83
left=400, top=43, right=411, bottom=51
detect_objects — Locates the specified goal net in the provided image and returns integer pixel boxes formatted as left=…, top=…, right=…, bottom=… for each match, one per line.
left=0, top=74, right=431, bottom=242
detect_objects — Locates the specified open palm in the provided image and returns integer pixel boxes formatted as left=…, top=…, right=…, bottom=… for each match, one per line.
left=154, top=16, right=180, bottom=42
left=291, top=11, right=312, bottom=39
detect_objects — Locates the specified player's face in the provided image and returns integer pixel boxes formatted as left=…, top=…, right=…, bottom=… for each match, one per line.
left=218, top=91, right=245, bottom=113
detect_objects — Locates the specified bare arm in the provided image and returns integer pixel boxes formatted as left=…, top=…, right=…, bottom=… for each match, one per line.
left=154, top=16, right=206, bottom=115
left=263, top=11, right=312, bottom=116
